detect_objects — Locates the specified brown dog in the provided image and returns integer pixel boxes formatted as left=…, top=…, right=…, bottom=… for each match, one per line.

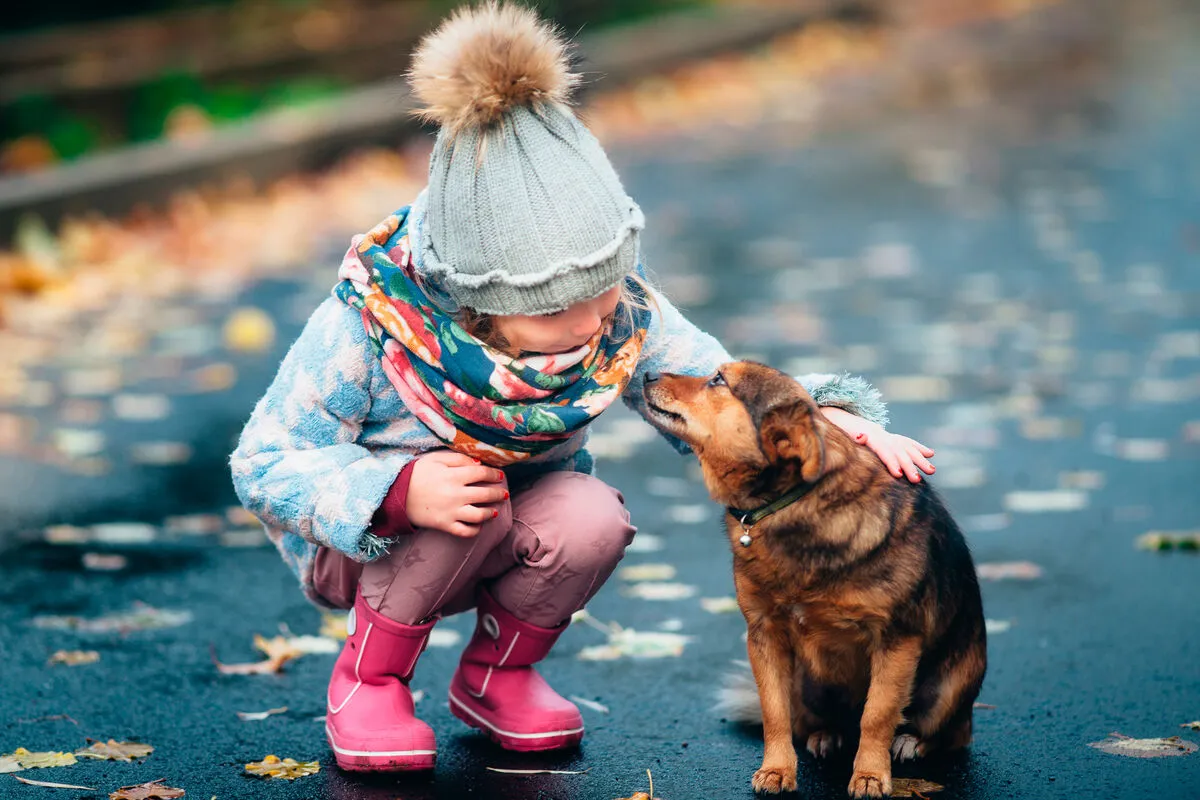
left=642, top=362, right=986, bottom=798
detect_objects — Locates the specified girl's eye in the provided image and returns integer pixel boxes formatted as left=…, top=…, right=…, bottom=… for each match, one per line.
left=707, top=372, right=726, bottom=388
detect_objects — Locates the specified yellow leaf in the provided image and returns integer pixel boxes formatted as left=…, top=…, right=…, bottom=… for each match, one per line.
left=319, top=612, right=348, bottom=641
left=214, top=634, right=303, bottom=675
left=10, top=748, right=77, bottom=768
left=0, top=754, right=21, bottom=773
left=48, top=650, right=100, bottom=667
left=75, top=739, right=153, bottom=762
left=244, top=754, right=320, bottom=780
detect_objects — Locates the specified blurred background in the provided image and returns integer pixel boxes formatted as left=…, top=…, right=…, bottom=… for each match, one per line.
left=1, top=1, right=1197, bottom=799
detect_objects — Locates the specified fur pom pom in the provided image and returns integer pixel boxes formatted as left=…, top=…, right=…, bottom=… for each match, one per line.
left=408, top=2, right=578, bottom=136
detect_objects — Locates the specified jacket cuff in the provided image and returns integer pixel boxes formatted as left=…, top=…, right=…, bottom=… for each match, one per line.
left=368, top=461, right=417, bottom=541
left=803, top=373, right=889, bottom=429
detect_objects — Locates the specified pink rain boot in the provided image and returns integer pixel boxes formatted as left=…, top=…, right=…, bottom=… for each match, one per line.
left=448, top=589, right=584, bottom=752
left=325, top=587, right=437, bottom=771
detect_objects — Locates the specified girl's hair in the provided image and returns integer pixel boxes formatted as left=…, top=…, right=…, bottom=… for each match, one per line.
left=458, top=273, right=659, bottom=357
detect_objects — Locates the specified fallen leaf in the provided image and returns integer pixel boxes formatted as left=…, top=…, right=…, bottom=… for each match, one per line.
left=578, top=629, right=692, bottom=661
left=486, top=767, right=589, bottom=774
left=891, top=777, right=945, bottom=797
left=700, top=596, right=740, bottom=614
left=283, top=635, right=338, bottom=655
left=974, top=702, right=997, bottom=710
left=569, top=696, right=610, bottom=714
left=109, top=778, right=186, bottom=799
left=1089, top=732, right=1198, bottom=758
left=237, top=707, right=287, bottom=722
left=75, top=740, right=153, bottom=762
left=976, top=561, right=1043, bottom=580
left=1136, top=532, right=1200, bottom=551
left=618, top=564, right=676, bottom=582
left=32, top=604, right=193, bottom=634
left=48, top=650, right=100, bottom=667
left=6, top=748, right=77, bottom=769
left=244, top=755, right=320, bottom=780
left=1182, top=721, right=1200, bottom=731
left=319, top=612, right=348, bottom=641
left=621, top=582, right=697, bottom=601
left=214, top=635, right=303, bottom=675
left=426, top=629, right=462, bottom=648
left=615, top=769, right=660, bottom=800
left=14, top=775, right=98, bottom=790
left=985, top=619, right=1013, bottom=634
left=0, top=756, right=21, bottom=774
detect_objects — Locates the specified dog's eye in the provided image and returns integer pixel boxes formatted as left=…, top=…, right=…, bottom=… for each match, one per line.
left=707, top=372, right=726, bottom=388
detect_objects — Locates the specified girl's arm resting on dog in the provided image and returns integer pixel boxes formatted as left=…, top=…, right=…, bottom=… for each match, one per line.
left=230, top=299, right=416, bottom=562
left=623, top=289, right=889, bottom=453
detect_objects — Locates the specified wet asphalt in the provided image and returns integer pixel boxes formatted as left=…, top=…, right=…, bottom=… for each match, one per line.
left=2, top=3, right=1199, bottom=799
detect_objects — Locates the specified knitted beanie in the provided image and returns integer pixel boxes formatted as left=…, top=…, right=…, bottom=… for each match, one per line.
left=407, top=2, right=643, bottom=316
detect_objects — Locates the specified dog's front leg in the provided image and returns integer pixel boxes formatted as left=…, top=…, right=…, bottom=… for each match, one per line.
left=745, top=617, right=798, bottom=794
left=849, top=637, right=922, bottom=799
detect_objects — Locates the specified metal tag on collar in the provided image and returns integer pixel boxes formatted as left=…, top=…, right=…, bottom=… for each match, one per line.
left=738, top=515, right=754, bottom=547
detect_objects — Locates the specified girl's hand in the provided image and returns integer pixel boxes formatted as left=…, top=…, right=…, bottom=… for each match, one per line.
left=820, top=407, right=935, bottom=483
left=406, top=451, right=508, bottom=537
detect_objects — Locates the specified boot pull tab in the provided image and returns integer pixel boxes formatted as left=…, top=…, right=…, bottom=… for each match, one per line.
left=481, top=613, right=501, bottom=648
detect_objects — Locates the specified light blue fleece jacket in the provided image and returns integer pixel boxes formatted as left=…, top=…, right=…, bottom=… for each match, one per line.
left=230, top=235, right=887, bottom=606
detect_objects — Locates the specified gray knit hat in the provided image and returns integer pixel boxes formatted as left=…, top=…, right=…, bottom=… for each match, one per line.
left=407, top=2, right=643, bottom=316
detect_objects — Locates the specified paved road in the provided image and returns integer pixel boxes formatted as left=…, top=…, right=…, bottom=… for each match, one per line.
left=2, top=3, right=1198, bottom=799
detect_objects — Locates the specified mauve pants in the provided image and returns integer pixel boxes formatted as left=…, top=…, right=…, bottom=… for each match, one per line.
left=311, top=471, right=637, bottom=628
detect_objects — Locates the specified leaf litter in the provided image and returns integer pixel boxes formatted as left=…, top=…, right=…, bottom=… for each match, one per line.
left=891, top=777, right=945, bottom=798
left=13, top=775, right=98, bottom=790
left=244, top=755, right=320, bottom=780
left=0, top=748, right=77, bottom=770
left=47, top=650, right=100, bottom=666
left=1088, top=732, right=1198, bottom=758
left=572, top=610, right=691, bottom=661
left=33, top=603, right=192, bottom=634
left=213, top=635, right=304, bottom=675
left=75, top=739, right=153, bottom=762
left=1181, top=721, right=1200, bottom=731
left=109, top=779, right=186, bottom=799
left=237, top=707, right=287, bottom=721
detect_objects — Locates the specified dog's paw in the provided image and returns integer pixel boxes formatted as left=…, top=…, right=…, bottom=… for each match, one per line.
left=847, top=769, right=891, bottom=799
left=752, top=764, right=798, bottom=794
left=806, top=731, right=844, bottom=759
left=891, top=733, right=924, bottom=762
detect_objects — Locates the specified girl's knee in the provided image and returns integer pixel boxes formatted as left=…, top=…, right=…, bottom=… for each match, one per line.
left=519, top=472, right=635, bottom=568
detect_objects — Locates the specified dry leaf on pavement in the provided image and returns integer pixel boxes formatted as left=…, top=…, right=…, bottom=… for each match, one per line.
left=244, top=755, right=320, bottom=780
left=237, top=707, right=288, bottom=721
left=4, top=748, right=77, bottom=769
left=976, top=561, right=1043, bottom=580
left=1088, top=732, right=1198, bottom=758
left=109, top=779, right=186, bottom=799
left=891, top=777, right=945, bottom=797
left=47, top=650, right=100, bottom=667
left=1182, top=721, right=1200, bottom=731
left=214, top=635, right=303, bottom=675
left=0, top=755, right=22, bottom=773
left=75, top=739, right=153, bottom=762
left=319, top=612, right=348, bottom=641
left=486, top=767, right=589, bottom=775
left=14, top=775, right=98, bottom=790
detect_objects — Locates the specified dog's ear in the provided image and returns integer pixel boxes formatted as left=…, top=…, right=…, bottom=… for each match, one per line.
left=758, top=402, right=826, bottom=482
left=732, top=368, right=827, bottom=482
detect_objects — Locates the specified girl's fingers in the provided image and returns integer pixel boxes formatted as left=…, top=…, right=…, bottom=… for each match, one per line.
left=458, top=504, right=499, bottom=525
left=425, top=450, right=477, bottom=467
left=908, top=444, right=936, bottom=474
left=447, top=521, right=482, bottom=538
left=463, top=485, right=509, bottom=505
left=455, top=464, right=505, bottom=485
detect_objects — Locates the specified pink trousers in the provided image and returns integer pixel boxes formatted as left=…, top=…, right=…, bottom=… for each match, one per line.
left=312, top=471, right=637, bottom=628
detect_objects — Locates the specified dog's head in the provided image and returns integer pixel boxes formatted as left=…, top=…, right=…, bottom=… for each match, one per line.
left=642, top=362, right=829, bottom=507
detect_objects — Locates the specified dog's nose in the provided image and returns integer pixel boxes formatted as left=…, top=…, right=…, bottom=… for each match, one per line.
left=644, top=372, right=659, bottom=384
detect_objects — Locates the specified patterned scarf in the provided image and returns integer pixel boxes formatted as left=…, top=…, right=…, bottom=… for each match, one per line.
left=334, top=207, right=650, bottom=466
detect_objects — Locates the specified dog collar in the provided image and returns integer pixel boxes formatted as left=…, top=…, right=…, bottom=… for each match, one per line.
left=727, top=482, right=817, bottom=547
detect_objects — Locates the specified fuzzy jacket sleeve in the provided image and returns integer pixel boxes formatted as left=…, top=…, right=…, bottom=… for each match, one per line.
left=230, top=298, right=414, bottom=562
left=623, top=288, right=889, bottom=453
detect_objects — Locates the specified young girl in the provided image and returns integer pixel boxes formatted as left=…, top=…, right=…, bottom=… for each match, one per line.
left=231, top=2, right=935, bottom=773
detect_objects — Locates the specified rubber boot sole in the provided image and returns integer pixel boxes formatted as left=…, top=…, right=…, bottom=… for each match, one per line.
left=448, top=690, right=584, bottom=752
left=326, top=723, right=436, bottom=771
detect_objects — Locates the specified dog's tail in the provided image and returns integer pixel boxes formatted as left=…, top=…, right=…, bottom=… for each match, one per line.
left=713, top=660, right=763, bottom=724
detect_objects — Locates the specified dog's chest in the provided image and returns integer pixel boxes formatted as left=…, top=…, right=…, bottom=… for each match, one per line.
left=781, top=599, right=876, bottom=687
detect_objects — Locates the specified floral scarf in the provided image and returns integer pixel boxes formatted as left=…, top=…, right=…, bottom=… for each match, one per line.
left=334, top=207, right=650, bottom=466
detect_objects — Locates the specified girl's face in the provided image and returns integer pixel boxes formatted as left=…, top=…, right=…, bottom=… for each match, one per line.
left=491, top=285, right=622, bottom=355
